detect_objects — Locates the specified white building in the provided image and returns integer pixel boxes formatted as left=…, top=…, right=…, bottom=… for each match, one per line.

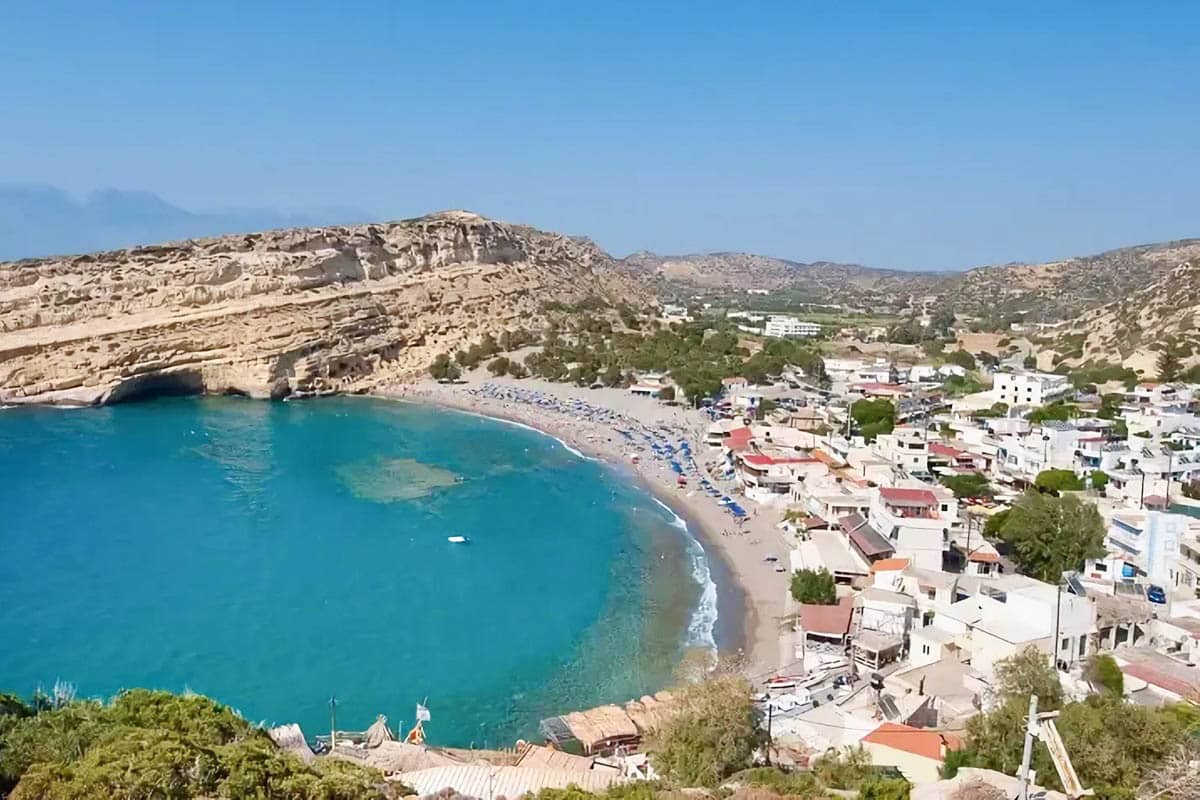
left=867, top=487, right=957, bottom=571
left=911, top=573, right=1095, bottom=678
left=1098, top=510, right=1200, bottom=593
left=764, top=315, right=822, bottom=338
left=874, top=427, right=930, bottom=474
left=991, top=370, right=1070, bottom=408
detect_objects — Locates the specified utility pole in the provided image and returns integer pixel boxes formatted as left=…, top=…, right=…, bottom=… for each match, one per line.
left=329, top=695, right=338, bottom=750
left=1051, top=581, right=1063, bottom=670
left=1018, top=694, right=1039, bottom=800
left=765, top=700, right=774, bottom=766
left=1166, top=449, right=1174, bottom=505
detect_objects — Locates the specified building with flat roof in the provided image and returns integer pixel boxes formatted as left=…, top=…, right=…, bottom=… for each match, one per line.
left=764, top=315, right=821, bottom=338
left=991, top=370, right=1070, bottom=408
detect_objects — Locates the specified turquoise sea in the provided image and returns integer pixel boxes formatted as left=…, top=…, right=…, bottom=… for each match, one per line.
left=0, top=396, right=723, bottom=746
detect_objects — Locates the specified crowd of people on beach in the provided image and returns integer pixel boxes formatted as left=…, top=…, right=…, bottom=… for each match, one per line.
left=464, top=383, right=756, bottom=526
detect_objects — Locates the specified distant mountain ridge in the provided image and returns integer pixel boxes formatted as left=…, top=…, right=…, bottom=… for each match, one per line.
left=615, top=239, right=1200, bottom=321
left=0, top=184, right=368, bottom=261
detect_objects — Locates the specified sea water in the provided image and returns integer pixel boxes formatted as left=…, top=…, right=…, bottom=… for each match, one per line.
left=0, top=396, right=718, bottom=746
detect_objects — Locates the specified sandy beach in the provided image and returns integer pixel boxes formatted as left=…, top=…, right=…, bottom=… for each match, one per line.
left=378, top=373, right=795, bottom=683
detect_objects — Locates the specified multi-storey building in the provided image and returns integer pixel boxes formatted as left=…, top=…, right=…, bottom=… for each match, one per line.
left=991, top=370, right=1070, bottom=408
left=764, top=315, right=822, bottom=338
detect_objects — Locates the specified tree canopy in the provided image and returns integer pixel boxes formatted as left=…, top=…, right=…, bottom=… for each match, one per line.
left=0, top=689, right=395, bottom=799
left=995, top=490, right=1105, bottom=581
left=1156, top=348, right=1183, bottom=382
left=1033, top=468, right=1085, bottom=493
left=851, top=398, right=895, bottom=442
left=939, top=472, right=993, bottom=498
left=1028, top=401, right=1079, bottom=424
left=647, top=677, right=760, bottom=787
left=965, top=647, right=1196, bottom=800
left=790, top=568, right=837, bottom=604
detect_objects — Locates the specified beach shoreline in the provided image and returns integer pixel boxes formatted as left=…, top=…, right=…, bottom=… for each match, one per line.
left=375, top=374, right=793, bottom=683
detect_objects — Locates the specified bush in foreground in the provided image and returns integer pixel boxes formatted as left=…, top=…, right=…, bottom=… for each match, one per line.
left=0, top=689, right=394, bottom=799
left=647, top=676, right=760, bottom=787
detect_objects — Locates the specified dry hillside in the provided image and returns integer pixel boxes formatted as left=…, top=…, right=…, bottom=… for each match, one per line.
left=1043, top=257, right=1200, bottom=372
left=617, top=239, right=1200, bottom=323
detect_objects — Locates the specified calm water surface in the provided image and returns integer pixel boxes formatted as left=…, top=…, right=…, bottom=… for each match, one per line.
left=0, top=396, right=715, bottom=746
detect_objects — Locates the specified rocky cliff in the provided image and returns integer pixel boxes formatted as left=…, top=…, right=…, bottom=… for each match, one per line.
left=0, top=211, right=642, bottom=405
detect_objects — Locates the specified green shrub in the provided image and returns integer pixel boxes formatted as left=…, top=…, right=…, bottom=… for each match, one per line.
left=1085, top=654, right=1124, bottom=696
left=1034, top=469, right=1085, bottom=493
left=790, top=568, right=837, bottom=604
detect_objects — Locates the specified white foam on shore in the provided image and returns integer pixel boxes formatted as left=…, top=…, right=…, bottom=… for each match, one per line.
left=450, top=406, right=601, bottom=462
left=652, top=497, right=719, bottom=652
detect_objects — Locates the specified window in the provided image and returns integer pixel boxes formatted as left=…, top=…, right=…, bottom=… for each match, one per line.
left=1078, top=637, right=1086, bottom=657
left=1060, top=638, right=1070, bottom=652
left=921, top=644, right=931, bottom=655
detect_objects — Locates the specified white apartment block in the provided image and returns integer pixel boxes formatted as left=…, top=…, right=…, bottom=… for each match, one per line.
left=991, top=370, right=1070, bottom=408
left=1098, top=510, right=1200, bottom=593
left=867, top=487, right=957, bottom=571
left=874, top=427, right=930, bottom=474
left=764, top=315, right=822, bottom=338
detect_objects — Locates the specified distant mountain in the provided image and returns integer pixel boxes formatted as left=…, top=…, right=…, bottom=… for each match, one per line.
left=614, top=251, right=946, bottom=309
left=615, top=240, right=1200, bottom=322
left=0, top=184, right=369, bottom=261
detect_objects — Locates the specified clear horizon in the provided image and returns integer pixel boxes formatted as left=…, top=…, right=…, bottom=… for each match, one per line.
left=5, top=2, right=1199, bottom=269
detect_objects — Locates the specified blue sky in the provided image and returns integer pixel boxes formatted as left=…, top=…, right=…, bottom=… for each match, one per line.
left=3, top=1, right=1198, bottom=268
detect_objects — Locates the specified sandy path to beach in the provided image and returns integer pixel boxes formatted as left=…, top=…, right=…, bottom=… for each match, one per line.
left=378, top=374, right=798, bottom=684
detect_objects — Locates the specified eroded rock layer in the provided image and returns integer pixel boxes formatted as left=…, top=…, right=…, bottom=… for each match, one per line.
left=0, top=211, right=639, bottom=405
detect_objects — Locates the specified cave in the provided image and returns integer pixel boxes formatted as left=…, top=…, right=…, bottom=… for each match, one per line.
left=105, top=371, right=206, bottom=404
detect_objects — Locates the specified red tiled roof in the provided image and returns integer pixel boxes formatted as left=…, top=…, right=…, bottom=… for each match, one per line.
left=1122, top=663, right=1200, bottom=699
left=968, top=549, right=1000, bottom=563
left=723, top=427, right=753, bottom=446
left=796, top=597, right=854, bottom=636
left=742, top=453, right=817, bottom=467
left=863, top=722, right=961, bottom=761
left=869, top=558, right=910, bottom=573
left=1142, top=494, right=1169, bottom=508
left=879, top=487, right=938, bottom=506
left=929, top=443, right=965, bottom=458
left=722, top=376, right=748, bottom=385
left=855, top=382, right=907, bottom=392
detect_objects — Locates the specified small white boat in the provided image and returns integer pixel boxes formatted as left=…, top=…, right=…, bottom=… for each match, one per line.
left=447, top=536, right=469, bottom=544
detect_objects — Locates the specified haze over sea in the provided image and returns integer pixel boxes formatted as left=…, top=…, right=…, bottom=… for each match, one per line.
left=0, top=396, right=717, bottom=745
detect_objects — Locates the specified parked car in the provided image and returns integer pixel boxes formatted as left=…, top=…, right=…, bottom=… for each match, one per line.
left=1147, top=584, right=1168, bottom=604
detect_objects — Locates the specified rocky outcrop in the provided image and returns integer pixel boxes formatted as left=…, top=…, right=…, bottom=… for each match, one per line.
left=0, top=211, right=643, bottom=405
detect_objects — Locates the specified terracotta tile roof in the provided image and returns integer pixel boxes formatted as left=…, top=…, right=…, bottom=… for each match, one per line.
left=855, top=382, right=908, bottom=393
left=742, top=453, right=817, bottom=467
left=796, top=597, right=854, bottom=637
left=811, top=450, right=840, bottom=466
left=929, top=443, right=965, bottom=458
left=723, top=428, right=753, bottom=446
left=869, top=558, right=911, bottom=573
left=968, top=548, right=1000, bottom=563
left=879, top=487, right=938, bottom=506
left=863, top=722, right=961, bottom=761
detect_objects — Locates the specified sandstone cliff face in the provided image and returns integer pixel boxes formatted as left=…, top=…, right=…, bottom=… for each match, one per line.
left=0, top=211, right=641, bottom=405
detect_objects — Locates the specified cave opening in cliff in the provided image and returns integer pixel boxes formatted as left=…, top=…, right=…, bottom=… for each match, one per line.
left=105, top=371, right=206, bottom=404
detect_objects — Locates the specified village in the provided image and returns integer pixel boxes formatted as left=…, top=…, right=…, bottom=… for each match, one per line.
left=323, top=314, right=1200, bottom=800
